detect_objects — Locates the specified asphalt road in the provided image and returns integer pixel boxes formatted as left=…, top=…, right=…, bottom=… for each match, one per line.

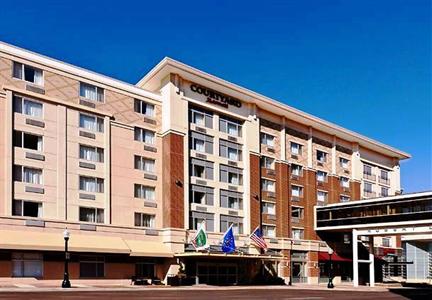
left=0, top=288, right=431, bottom=300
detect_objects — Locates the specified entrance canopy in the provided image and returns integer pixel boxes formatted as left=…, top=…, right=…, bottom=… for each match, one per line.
left=318, top=251, right=351, bottom=262
left=175, top=251, right=282, bottom=260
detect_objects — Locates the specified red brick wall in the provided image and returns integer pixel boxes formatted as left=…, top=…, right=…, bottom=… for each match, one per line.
left=276, top=162, right=290, bottom=238
left=162, top=132, right=185, bottom=228
left=350, top=180, right=361, bottom=201
left=308, top=251, right=320, bottom=277
left=249, top=153, right=261, bottom=232
left=304, top=170, right=317, bottom=240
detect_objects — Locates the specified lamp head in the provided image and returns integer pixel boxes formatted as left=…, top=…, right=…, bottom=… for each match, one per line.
left=328, top=248, right=334, bottom=255
left=63, top=229, right=70, bottom=239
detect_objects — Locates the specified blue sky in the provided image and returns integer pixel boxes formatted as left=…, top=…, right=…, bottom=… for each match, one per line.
left=0, top=0, right=430, bottom=192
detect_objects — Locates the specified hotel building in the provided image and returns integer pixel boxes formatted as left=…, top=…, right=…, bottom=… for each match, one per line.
left=0, top=42, right=411, bottom=284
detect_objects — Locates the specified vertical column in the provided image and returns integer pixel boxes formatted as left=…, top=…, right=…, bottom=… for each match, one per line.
left=249, top=153, right=261, bottom=232
left=104, top=116, right=111, bottom=224
left=369, top=236, right=375, bottom=287
left=4, top=91, right=13, bottom=216
left=162, top=131, right=185, bottom=228
left=331, top=136, right=337, bottom=175
left=307, top=127, right=313, bottom=168
left=280, top=118, right=286, bottom=161
left=276, top=161, right=289, bottom=237
left=56, top=105, right=67, bottom=219
left=353, top=229, right=359, bottom=287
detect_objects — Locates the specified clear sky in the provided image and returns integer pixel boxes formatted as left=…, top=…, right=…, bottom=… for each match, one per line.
left=0, top=0, right=430, bottom=192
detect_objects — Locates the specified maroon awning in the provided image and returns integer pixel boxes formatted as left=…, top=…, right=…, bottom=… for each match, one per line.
left=318, top=252, right=351, bottom=262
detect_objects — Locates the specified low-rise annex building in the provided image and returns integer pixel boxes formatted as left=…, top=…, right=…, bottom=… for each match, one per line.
left=0, top=41, right=411, bottom=284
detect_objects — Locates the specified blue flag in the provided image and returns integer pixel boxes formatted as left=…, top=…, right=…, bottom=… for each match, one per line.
left=221, top=225, right=236, bottom=253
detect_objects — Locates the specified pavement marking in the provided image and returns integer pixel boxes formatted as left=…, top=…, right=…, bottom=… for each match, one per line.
left=14, top=284, right=35, bottom=288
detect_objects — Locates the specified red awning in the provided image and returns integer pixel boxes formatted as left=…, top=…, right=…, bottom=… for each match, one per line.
left=318, top=252, right=351, bottom=262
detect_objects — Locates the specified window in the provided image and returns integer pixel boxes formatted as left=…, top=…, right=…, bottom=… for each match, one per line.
left=134, top=156, right=155, bottom=173
left=134, top=127, right=155, bottom=144
left=220, top=165, right=243, bottom=185
left=340, top=195, right=350, bottom=203
left=261, top=156, right=275, bottom=169
left=14, top=96, right=43, bottom=118
left=190, top=159, right=214, bottom=180
left=380, top=170, right=389, bottom=180
left=363, top=164, right=373, bottom=176
left=189, top=212, right=214, bottom=232
left=262, top=225, right=276, bottom=237
left=292, top=228, right=304, bottom=240
left=382, top=237, right=391, bottom=248
left=190, top=132, right=213, bottom=154
left=191, top=191, right=206, bottom=204
left=192, top=110, right=205, bottom=126
left=340, top=157, right=349, bottom=169
left=316, top=150, right=327, bottom=163
left=14, top=166, right=43, bottom=185
left=291, top=164, right=303, bottom=177
left=80, top=256, right=104, bottom=278
left=12, top=200, right=42, bottom=218
left=190, top=186, right=214, bottom=205
left=193, top=138, right=205, bottom=152
left=79, top=82, right=104, bottom=102
left=381, top=186, right=389, bottom=197
left=219, top=117, right=242, bottom=137
left=220, top=215, right=243, bottom=234
left=220, top=190, right=242, bottom=210
left=13, top=62, right=43, bottom=85
left=291, top=207, right=304, bottom=219
left=316, top=171, right=327, bottom=182
left=134, top=184, right=155, bottom=201
left=340, top=177, right=350, bottom=188
left=134, top=99, right=154, bottom=117
left=79, top=145, right=104, bottom=163
left=290, top=142, right=302, bottom=155
left=262, top=202, right=276, bottom=215
left=79, top=114, right=104, bottom=132
left=291, top=185, right=303, bottom=198
left=79, top=176, right=104, bottom=193
left=13, top=131, right=43, bottom=151
left=79, top=207, right=104, bottom=223
left=317, top=191, right=328, bottom=204
left=364, top=182, right=373, bottom=193
left=134, top=213, right=155, bottom=228
left=12, top=252, right=43, bottom=278
left=220, top=140, right=242, bottom=161
left=136, top=263, right=155, bottom=278
left=261, top=179, right=275, bottom=192
left=260, top=132, right=275, bottom=147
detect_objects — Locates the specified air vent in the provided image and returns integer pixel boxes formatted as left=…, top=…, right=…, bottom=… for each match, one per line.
left=26, top=84, right=45, bottom=94
left=144, top=117, right=157, bottom=125
left=79, top=161, right=96, bottom=169
left=144, top=173, right=157, bottom=180
left=267, top=147, right=275, bottom=153
left=26, top=152, right=45, bottom=161
left=144, top=145, right=157, bottom=152
left=25, top=186, right=44, bottom=194
left=291, top=154, right=298, bottom=160
left=196, top=153, right=207, bottom=159
left=26, top=118, right=45, bottom=128
left=80, top=99, right=96, bottom=108
left=227, top=136, right=238, bottom=142
left=196, top=179, right=207, bottom=186
left=228, top=161, right=238, bottom=167
left=195, top=127, right=207, bottom=134
left=79, top=131, right=96, bottom=139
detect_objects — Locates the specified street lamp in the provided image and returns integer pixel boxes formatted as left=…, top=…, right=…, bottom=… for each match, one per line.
left=289, top=240, right=293, bottom=286
left=62, top=229, right=71, bottom=288
left=327, top=248, right=334, bottom=289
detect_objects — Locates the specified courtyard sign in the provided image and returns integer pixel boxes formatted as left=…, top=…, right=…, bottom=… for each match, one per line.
left=190, top=84, right=242, bottom=108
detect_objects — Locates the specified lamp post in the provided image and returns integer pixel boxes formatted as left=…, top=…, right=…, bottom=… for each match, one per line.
left=327, top=248, right=334, bottom=289
left=62, top=229, right=71, bottom=288
left=289, top=240, right=293, bottom=286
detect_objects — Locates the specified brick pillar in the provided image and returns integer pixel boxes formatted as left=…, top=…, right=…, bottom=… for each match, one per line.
left=276, top=162, right=290, bottom=238
left=162, top=132, right=184, bottom=228
left=304, top=169, right=317, bottom=240
left=350, top=180, right=361, bottom=201
left=278, top=249, right=291, bottom=283
left=308, top=251, right=320, bottom=284
left=250, top=153, right=261, bottom=232
left=328, top=175, right=339, bottom=204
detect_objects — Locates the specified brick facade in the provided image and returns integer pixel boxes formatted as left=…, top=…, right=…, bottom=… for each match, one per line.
left=249, top=153, right=261, bottom=232
left=276, top=162, right=290, bottom=238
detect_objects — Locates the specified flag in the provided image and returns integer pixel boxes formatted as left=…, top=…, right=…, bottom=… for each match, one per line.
left=191, top=221, right=209, bottom=251
left=250, top=226, right=267, bottom=250
left=221, top=225, right=236, bottom=254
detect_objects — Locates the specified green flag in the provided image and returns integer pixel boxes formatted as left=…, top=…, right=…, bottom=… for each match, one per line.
left=191, top=221, right=209, bottom=251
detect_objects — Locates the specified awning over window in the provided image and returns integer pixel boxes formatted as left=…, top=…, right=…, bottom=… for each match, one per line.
left=318, top=251, right=351, bottom=262
left=0, top=230, right=172, bottom=257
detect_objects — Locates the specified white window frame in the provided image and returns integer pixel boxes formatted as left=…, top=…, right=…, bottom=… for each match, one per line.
left=135, top=213, right=155, bottom=228
left=262, top=202, right=276, bottom=215
left=79, top=176, right=104, bottom=193
left=261, top=156, right=275, bottom=169
left=290, top=142, right=302, bottom=155
left=339, top=157, right=349, bottom=169
left=79, top=113, right=104, bottom=133
left=79, top=82, right=104, bottom=102
left=291, top=185, right=303, bottom=198
left=79, top=144, right=104, bottom=163
left=316, top=150, right=328, bottom=163
left=261, top=179, right=275, bottom=192
left=134, top=155, right=155, bottom=173
left=134, top=99, right=155, bottom=117
left=134, top=184, right=156, bottom=201
left=260, top=132, right=275, bottom=147
left=316, top=171, right=327, bottom=182
left=12, top=62, right=44, bottom=86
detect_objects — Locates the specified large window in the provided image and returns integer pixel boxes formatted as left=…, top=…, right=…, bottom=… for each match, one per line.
left=190, top=185, right=214, bottom=206
left=189, top=211, right=214, bottom=232
left=79, top=145, right=104, bottom=163
left=291, top=207, right=304, bottom=220
left=79, top=82, right=104, bottom=102
left=316, top=150, right=328, bottom=163
left=80, top=256, right=104, bottom=278
left=291, top=185, right=303, bottom=198
left=14, top=166, right=43, bottom=185
left=13, top=200, right=42, bottom=218
left=220, top=190, right=242, bottom=210
left=134, top=184, right=155, bottom=201
left=79, top=176, right=104, bottom=193
left=79, top=207, right=104, bottom=223
left=340, top=177, right=350, bottom=188
left=220, top=165, right=243, bottom=185
left=134, top=127, right=155, bottom=144
left=262, top=202, right=276, bottom=215
left=13, top=62, right=43, bottom=85
left=261, top=179, right=275, bottom=192
left=134, top=99, right=154, bottom=117
left=262, top=225, right=276, bottom=237
left=12, top=252, right=43, bottom=278
left=381, top=186, right=389, bottom=197
left=382, top=237, right=391, bottom=247
left=134, top=213, right=155, bottom=228
left=363, top=164, right=373, bottom=176
left=190, top=108, right=213, bottom=128
left=292, top=228, right=304, bottom=240
left=219, top=117, right=242, bottom=137
left=316, top=171, right=327, bottom=182
left=339, top=157, right=349, bottom=169
left=190, top=159, right=213, bottom=180
left=219, top=140, right=242, bottom=161
left=134, top=156, right=155, bottom=173
left=364, top=182, right=373, bottom=193
left=79, top=113, right=104, bottom=132
left=261, top=156, right=275, bottom=169
left=13, top=130, right=43, bottom=151
left=260, top=132, right=275, bottom=147
left=136, top=262, right=155, bottom=278
left=340, top=195, right=350, bottom=203
left=190, top=132, right=213, bottom=154
left=220, top=215, right=243, bottom=234
left=290, top=142, right=302, bottom=155
left=14, top=96, right=43, bottom=118
left=317, top=191, right=328, bottom=205
left=291, top=164, right=303, bottom=177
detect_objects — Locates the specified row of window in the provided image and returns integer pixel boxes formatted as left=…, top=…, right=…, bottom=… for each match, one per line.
left=290, top=184, right=350, bottom=203
left=190, top=108, right=242, bottom=137
left=363, top=164, right=391, bottom=185
left=13, top=63, right=155, bottom=116
left=190, top=132, right=243, bottom=161
left=363, top=182, right=389, bottom=197
left=190, top=158, right=243, bottom=186
left=190, top=186, right=243, bottom=209
left=261, top=175, right=350, bottom=193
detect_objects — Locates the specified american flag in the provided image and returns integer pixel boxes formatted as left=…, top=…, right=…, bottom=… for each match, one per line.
left=250, top=226, right=267, bottom=250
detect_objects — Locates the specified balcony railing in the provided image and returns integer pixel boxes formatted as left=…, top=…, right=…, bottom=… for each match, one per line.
left=363, top=191, right=377, bottom=198
left=363, top=173, right=376, bottom=181
left=378, top=176, right=390, bottom=185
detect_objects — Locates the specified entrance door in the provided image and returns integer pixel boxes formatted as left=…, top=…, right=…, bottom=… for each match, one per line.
left=292, top=262, right=307, bottom=283
left=196, top=263, right=238, bottom=285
